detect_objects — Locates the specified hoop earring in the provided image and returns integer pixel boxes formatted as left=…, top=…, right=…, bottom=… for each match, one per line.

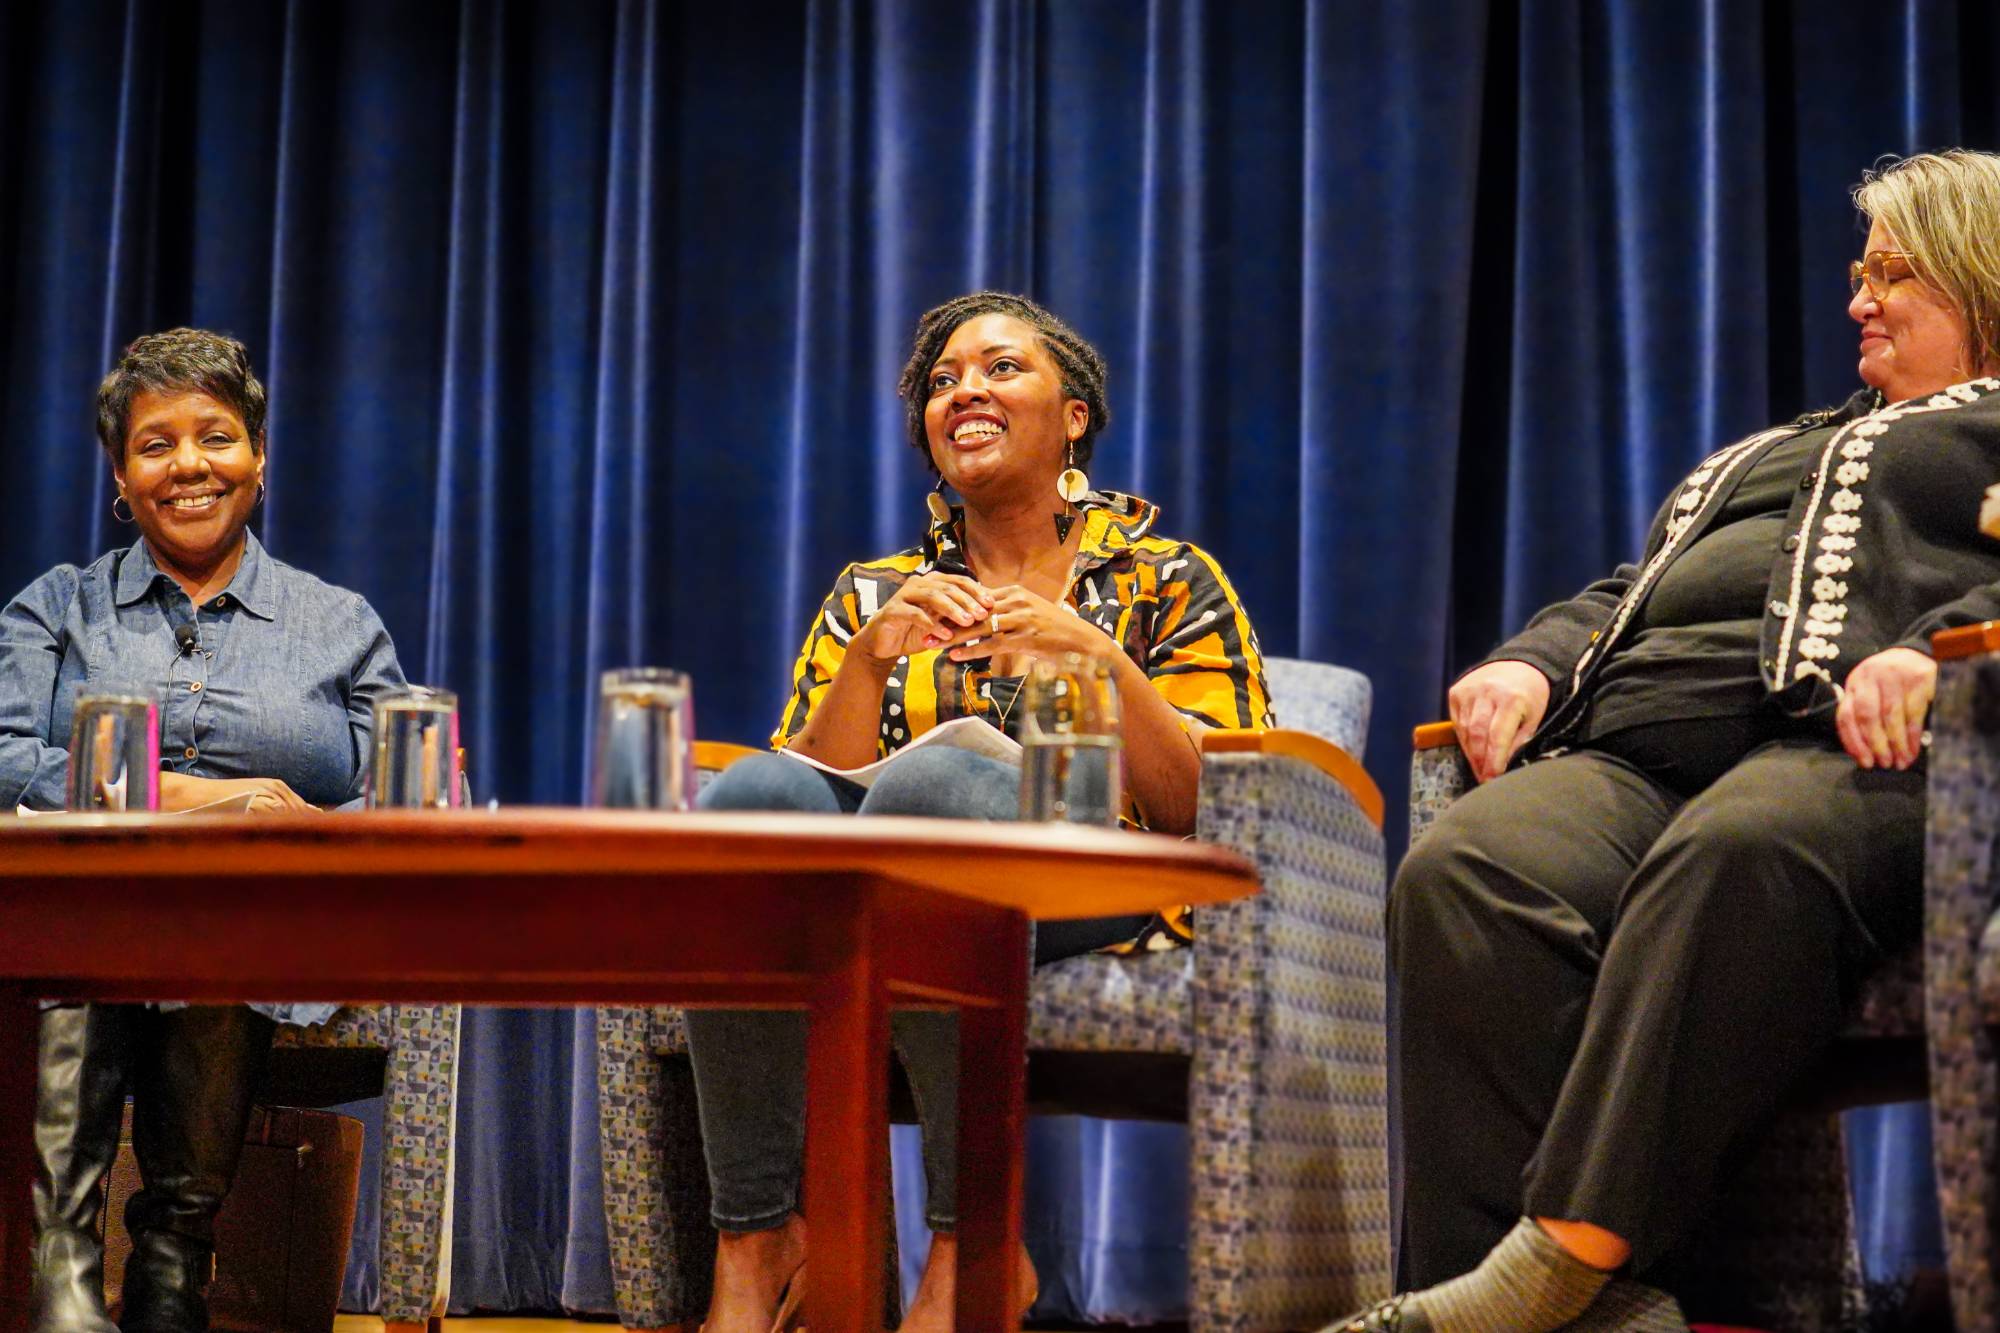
left=1053, top=438, right=1088, bottom=544
left=256, top=480, right=267, bottom=508
left=111, top=494, right=135, bottom=524
left=926, top=474, right=952, bottom=527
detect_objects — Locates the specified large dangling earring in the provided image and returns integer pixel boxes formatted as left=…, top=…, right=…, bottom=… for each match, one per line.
left=1053, top=438, right=1088, bottom=544
left=927, top=474, right=952, bottom=527
left=111, top=493, right=135, bottom=524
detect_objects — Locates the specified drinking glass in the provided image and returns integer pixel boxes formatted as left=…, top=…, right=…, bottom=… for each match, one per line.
left=369, top=687, right=463, bottom=809
left=66, top=692, right=160, bottom=812
left=1018, top=652, right=1122, bottom=825
left=593, top=668, right=697, bottom=811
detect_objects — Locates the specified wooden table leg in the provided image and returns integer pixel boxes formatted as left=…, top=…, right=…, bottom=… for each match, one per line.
left=805, top=900, right=890, bottom=1333
left=952, top=911, right=1030, bottom=1332
left=0, top=990, right=38, bottom=1333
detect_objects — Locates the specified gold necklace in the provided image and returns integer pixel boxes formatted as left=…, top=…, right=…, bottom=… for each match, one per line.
left=974, top=669, right=1024, bottom=732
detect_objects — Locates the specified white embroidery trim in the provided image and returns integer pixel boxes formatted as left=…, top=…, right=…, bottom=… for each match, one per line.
left=1774, top=377, right=2000, bottom=691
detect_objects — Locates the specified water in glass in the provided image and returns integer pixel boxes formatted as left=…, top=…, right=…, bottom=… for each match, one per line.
left=1018, top=653, right=1122, bottom=826
left=66, top=692, right=160, bottom=812
left=370, top=688, right=461, bottom=808
left=594, top=668, right=696, bottom=811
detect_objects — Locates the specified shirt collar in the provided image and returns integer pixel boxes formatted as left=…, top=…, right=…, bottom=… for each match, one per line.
left=112, top=532, right=279, bottom=620
left=922, top=490, right=1160, bottom=574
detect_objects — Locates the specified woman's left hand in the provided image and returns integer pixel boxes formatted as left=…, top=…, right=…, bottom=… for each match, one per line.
left=1836, top=647, right=1938, bottom=770
left=944, top=584, right=1112, bottom=666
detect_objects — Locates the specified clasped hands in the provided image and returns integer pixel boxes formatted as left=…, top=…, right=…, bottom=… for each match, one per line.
left=1450, top=646, right=1938, bottom=783
left=851, top=572, right=1106, bottom=668
left=157, top=771, right=320, bottom=815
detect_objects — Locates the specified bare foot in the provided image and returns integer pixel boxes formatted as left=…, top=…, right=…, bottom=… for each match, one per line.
left=899, top=1234, right=1038, bottom=1331
left=703, top=1212, right=807, bottom=1333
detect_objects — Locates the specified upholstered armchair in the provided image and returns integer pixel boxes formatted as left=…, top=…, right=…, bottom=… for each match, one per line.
left=1405, top=619, right=2000, bottom=1333
left=267, top=1003, right=462, bottom=1333
left=594, top=656, right=1393, bottom=1332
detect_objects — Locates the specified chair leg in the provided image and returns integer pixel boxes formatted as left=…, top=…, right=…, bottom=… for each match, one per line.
left=375, top=1005, right=460, bottom=1329
left=597, top=1010, right=715, bottom=1328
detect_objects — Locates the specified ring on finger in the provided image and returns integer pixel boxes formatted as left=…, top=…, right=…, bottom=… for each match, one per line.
left=990, top=612, right=1001, bottom=634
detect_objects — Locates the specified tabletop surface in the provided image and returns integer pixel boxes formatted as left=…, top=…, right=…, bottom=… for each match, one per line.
left=0, top=807, right=1258, bottom=922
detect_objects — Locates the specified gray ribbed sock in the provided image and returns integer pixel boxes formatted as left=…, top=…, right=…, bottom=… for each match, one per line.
left=1562, top=1277, right=1689, bottom=1332
left=1414, top=1218, right=1613, bottom=1333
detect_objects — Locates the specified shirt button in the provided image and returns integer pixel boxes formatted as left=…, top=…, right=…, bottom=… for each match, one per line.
left=182, top=746, right=197, bottom=760
left=188, top=681, right=202, bottom=693
left=1769, top=600, right=1791, bottom=617
left=1763, top=658, right=1777, bottom=674
left=1782, top=534, right=1801, bottom=552
left=1799, top=471, right=1818, bottom=490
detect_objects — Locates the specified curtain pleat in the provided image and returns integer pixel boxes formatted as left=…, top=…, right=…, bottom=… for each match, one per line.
left=3, top=0, right=1982, bottom=1316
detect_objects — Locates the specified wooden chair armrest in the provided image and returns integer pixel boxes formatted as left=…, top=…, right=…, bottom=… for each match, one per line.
left=1412, top=721, right=1459, bottom=751
left=693, top=740, right=763, bottom=773
left=1933, top=621, right=2000, bottom=661
left=1200, top=728, right=1384, bottom=830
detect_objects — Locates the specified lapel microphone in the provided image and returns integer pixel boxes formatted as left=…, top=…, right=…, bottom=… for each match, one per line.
left=173, top=622, right=200, bottom=656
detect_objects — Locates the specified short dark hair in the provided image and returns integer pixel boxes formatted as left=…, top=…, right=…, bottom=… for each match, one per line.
left=95, top=328, right=268, bottom=463
left=895, top=291, right=1110, bottom=473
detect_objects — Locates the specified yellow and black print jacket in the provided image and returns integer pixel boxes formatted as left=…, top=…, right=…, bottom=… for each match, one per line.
left=772, top=491, right=1274, bottom=951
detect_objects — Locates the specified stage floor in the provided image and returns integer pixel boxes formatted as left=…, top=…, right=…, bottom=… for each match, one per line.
left=332, top=1318, right=1145, bottom=1332
left=335, top=1321, right=611, bottom=1333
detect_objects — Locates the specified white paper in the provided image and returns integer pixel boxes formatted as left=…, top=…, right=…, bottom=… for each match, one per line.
left=778, top=715, right=1022, bottom=790
left=16, top=791, right=259, bottom=817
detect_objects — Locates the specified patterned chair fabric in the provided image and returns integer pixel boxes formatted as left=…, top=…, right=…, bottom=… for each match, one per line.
left=1409, top=663, right=2000, bottom=1332
left=1923, top=649, right=2000, bottom=1332
left=593, top=656, right=1391, bottom=1332
left=272, top=1003, right=462, bottom=1329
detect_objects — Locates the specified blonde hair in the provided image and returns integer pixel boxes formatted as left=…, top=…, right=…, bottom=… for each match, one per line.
left=1854, top=149, right=2000, bottom=375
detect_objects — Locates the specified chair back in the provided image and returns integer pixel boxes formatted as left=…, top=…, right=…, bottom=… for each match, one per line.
left=1264, top=656, right=1372, bottom=760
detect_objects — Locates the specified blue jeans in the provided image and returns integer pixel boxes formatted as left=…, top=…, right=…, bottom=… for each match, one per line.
left=684, top=746, right=1148, bottom=1232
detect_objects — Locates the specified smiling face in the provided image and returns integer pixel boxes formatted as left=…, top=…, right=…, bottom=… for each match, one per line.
left=1848, top=218, right=1981, bottom=403
left=114, top=388, right=263, bottom=577
left=921, top=313, right=1088, bottom=503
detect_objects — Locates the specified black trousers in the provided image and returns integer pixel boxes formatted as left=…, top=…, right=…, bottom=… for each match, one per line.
left=1389, top=723, right=1924, bottom=1285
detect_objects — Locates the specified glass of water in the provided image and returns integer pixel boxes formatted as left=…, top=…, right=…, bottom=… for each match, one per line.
left=370, top=687, right=462, bottom=809
left=1019, top=652, right=1122, bottom=825
left=593, top=668, right=697, bottom=811
left=66, top=692, right=160, bottom=812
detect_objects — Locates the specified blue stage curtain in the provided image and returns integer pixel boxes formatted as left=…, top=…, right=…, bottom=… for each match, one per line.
left=4, top=0, right=1994, bottom=1318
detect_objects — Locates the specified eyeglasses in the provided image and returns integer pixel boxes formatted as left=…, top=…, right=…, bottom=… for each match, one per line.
left=1849, top=250, right=1918, bottom=301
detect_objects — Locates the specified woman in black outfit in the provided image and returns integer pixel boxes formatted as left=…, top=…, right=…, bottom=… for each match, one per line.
left=1333, top=150, right=2000, bottom=1332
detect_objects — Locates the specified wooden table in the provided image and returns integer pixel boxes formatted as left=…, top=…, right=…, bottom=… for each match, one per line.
left=0, top=809, right=1257, bottom=1333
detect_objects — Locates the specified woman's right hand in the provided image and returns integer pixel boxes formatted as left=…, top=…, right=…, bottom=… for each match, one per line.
left=158, top=772, right=318, bottom=814
left=1448, top=660, right=1552, bottom=783
left=850, top=573, right=995, bottom=666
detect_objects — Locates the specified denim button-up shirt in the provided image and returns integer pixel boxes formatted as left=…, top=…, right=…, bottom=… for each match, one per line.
left=0, top=535, right=407, bottom=1026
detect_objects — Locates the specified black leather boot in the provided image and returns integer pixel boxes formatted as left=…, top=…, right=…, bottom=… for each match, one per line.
left=120, top=1006, right=274, bottom=1333
left=31, top=1003, right=133, bottom=1333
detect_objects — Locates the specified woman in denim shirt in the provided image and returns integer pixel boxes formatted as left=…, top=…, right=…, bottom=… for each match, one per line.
left=0, top=329, right=407, bottom=1333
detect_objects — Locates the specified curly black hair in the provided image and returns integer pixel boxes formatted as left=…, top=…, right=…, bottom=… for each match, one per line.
left=895, top=291, right=1110, bottom=473
left=95, top=328, right=268, bottom=463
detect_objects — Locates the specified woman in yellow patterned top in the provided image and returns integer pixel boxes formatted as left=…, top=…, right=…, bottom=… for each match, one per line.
left=687, top=291, right=1271, bottom=1332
